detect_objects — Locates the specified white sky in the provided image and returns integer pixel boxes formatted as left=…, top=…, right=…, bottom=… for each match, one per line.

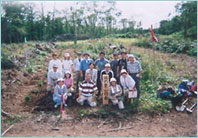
left=21, top=1, right=180, bottom=29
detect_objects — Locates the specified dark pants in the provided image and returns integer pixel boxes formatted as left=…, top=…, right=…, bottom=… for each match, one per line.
left=75, top=71, right=81, bottom=92
left=96, top=70, right=102, bottom=96
left=129, top=73, right=140, bottom=98
left=82, top=70, right=86, bottom=81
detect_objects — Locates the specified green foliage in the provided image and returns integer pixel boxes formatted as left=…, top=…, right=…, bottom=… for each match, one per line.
left=33, top=89, right=39, bottom=94
left=78, top=109, right=89, bottom=119
left=27, top=67, right=34, bottom=73
left=4, top=115, right=25, bottom=125
left=1, top=52, right=16, bottom=69
left=25, top=95, right=31, bottom=102
left=39, top=80, right=43, bottom=87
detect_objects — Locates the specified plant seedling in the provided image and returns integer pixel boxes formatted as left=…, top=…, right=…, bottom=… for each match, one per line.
left=25, top=95, right=31, bottom=102
left=39, top=80, right=43, bottom=87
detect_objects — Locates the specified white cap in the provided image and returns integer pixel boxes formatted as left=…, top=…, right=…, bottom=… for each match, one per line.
left=128, top=54, right=135, bottom=58
left=120, top=69, right=127, bottom=74
left=105, top=63, right=111, bottom=67
left=110, top=78, right=117, bottom=83
left=64, top=53, right=70, bottom=57
left=182, top=79, right=189, bottom=82
left=65, top=70, right=71, bottom=75
left=57, top=78, right=64, bottom=83
left=53, top=64, right=58, bottom=68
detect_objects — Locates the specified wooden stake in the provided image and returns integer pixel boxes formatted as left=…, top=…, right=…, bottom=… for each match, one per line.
left=152, top=41, right=157, bottom=87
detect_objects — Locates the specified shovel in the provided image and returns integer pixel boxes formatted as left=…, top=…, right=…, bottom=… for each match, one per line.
left=186, top=103, right=197, bottom=113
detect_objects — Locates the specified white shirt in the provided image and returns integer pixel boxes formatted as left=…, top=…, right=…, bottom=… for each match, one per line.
left=120, top=74, right=135, bottom=90
left=47, top=70, right=62, bottom=85
left=48, top=59, right=62, bottom=73
left=62, top=59, right=73, bottom=72
left=86, top=68, right=98, bottom=82
left=73, top=58, right=82, bottom=71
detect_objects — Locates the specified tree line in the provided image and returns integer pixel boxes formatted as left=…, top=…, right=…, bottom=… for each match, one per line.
left=1, top=1, right=197, bottom=44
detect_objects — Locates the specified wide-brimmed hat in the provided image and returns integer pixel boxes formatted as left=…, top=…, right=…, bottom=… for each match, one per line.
left=128, top=54, right=135, bottom=58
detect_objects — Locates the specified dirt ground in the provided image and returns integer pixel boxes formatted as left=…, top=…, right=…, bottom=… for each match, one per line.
left=1, top=45, right=197, bottom=137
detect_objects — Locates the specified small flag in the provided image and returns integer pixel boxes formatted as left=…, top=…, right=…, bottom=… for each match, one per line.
left=150, top=25, right=159, bottom=43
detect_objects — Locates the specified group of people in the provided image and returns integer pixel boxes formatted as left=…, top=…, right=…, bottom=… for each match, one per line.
left=47, top=50, right=142, bottom=109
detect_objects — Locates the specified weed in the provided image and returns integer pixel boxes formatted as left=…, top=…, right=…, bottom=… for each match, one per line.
left=25, top=95, right=31, bottom=102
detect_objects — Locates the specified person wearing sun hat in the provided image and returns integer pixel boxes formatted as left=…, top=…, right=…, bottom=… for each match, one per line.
left=120, top=69, right=136, bottom=98
left=48, top=52, right=62, bottom=73
left=47, top=64, right=63, bottom=93
left=53, top=78, right=68, bottom=108
left=62, top=52, right=73, bottom=78
left=80, top=52, right=93, bottom=80
left=100, top=63, right=114, bottom=83
left=108, top=78, right=124, bottom=109
left=127, top=54, right=142, bottom=98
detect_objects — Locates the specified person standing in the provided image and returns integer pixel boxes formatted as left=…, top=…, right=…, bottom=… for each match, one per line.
left=110, top=52, right=119, bottom=81
left=95, top=51, right=109, bottom=95
left=48, top=52, right=62, bottom=73
left=73, top=52, right=82, bottom=92
left=86, top=63, right=98, bottom=83
left=127, top=54, right=142, bottom=98
left=80, top=52, right=93, bottom=80
left=117, top=51, right=128, bottom=82
left=62, top=53, right=73, bottom=78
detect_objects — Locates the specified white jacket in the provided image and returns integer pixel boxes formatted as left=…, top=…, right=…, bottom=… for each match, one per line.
left=120, top=74, right=135, bottom=90
left=48, top=59, right=62, bottom=72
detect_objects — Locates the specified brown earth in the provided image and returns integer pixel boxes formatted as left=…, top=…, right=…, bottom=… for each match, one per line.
left=1, top=45, right=197, bottom=137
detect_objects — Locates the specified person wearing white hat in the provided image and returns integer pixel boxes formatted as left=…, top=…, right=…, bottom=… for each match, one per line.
left=120, top=69, right=136, bottom=98
left=53, top=78, right=68, bottom=108
left=109, top=78, right=124, bottom=109
left=127, top=54, right=142, bottom=98
left=62, top=53, right=73, bottom=78
left=63, top=71, right=74, bottom=96
left=100, top=63, right=114, bottom=83
left=47, top=64, right=63, bottom=92
left=48, top=52, right=62, bottom=73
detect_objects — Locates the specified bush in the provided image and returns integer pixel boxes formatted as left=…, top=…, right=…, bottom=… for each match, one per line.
left=1, top=53, right=16, bottom=69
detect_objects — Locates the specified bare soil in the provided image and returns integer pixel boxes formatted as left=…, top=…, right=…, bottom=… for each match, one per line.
left=1, top=45, right=197, bottom=137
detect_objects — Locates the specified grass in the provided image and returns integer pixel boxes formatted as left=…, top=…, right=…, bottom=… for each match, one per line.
left=4, top=115, right=26, bottom=125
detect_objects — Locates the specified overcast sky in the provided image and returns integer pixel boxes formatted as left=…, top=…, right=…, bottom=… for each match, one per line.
left=21, top=1, right=181, bottom=29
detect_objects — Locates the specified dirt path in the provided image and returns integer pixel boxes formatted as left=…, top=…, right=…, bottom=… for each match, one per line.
left=3, top=109, right=197, bottom=137
left=1, top=45, right=197, bottom=137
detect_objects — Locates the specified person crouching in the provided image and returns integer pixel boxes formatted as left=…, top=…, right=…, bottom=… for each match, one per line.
left=53, top=78, right=68, bottom=108
left=77, top=73, right=97, bottom=107
left=120, top=69, right=136, bottom=98
left=109, top=78, right=124, bottom=109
